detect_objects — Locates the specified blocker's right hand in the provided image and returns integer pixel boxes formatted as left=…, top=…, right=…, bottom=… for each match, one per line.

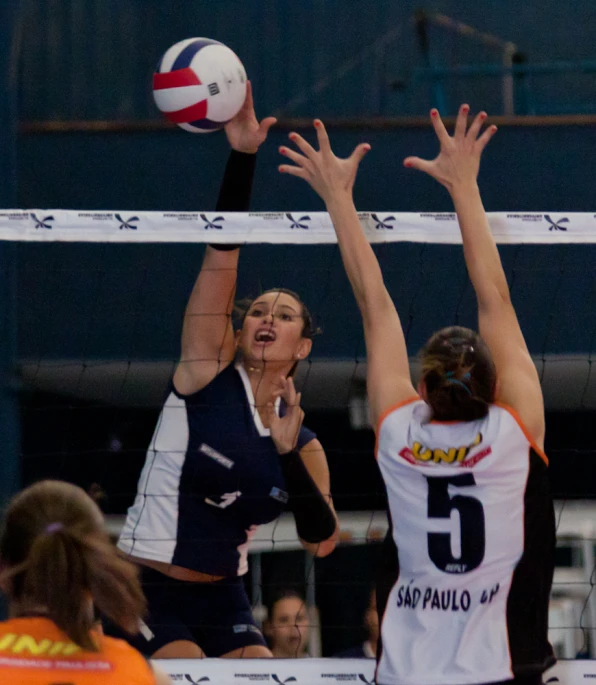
left=278, top=120, right=370, bottom=204
left=403, top=104, right=497, bottom=192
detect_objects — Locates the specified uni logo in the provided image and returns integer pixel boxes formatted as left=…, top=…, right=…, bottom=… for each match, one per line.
left=544, top=215, right=569, bottom=231
left=371, top=213, right=395, bottom=230
left=272, top=675, right=297, bottom=684
left=401, top=433, right=483, bottom=465
left=30, top=213, right=54, bottom=229
left=286, top=213, right=310, bottom=229
left=0, top=633, right=81, bottom=656
left=200, top=213, right=225, bottom=230
left=115, top=214, right=139, bottom=230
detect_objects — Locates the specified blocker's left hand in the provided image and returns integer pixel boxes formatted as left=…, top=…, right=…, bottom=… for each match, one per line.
left=278, top=120, right=370, bottom=204
left=267, top=376, right=305, bottom=455
left=224, top=81, right=277, bottom=154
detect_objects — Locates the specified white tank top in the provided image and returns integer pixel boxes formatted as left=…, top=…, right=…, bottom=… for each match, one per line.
left=375, top=397, right=555, bottom=685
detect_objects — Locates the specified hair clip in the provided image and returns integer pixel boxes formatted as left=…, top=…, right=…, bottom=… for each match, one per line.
left=444, top=371, right=472, bottom=396
left=44, top=522, right=64, bottom=535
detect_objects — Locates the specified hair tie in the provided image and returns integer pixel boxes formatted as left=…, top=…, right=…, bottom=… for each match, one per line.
left=44, top=522, right=64, bottom=535
left=444, top=371, right=472, bottom=396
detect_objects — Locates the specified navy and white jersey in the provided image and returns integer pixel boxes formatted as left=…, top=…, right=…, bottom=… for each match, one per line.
left=375, top=397, right=555, bottom=685
left=118, top=363, right=316, bottom=577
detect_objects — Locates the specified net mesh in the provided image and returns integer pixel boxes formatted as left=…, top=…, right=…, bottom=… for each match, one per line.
left=9, top=211, right=596, bottom=659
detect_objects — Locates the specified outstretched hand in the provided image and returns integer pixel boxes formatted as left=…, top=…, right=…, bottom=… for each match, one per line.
left=278, top=120, right=370, bottom=204
left=404, top=105, right=497, bottom=191
left=224, top=81, right=277, bottom=154
left=267, top=376, right=305, bottom=455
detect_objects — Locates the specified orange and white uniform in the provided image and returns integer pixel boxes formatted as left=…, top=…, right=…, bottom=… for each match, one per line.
left=375, top=399, right=555, bottom=685
left=0, top=616, right=155, bottom=685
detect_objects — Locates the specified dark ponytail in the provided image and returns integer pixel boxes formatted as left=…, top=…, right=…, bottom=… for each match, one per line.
left=420, top=326, right=496, bottom=422
left=0, top=480, right=146, bottom=652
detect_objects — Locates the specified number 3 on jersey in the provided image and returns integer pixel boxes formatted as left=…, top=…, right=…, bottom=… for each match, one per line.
left=426, top=474, right=486, bottom=574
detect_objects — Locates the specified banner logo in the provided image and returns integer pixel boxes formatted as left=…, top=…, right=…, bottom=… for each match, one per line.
left=201, top=213, right=225, bottom=230
left=544, top=215, right=569, bottom=231
left=286, top=213, right=311, bottom=229
left=115, top=214, right=139, bottom=230
left=30, top=213, right=54, bottom=229
left=371, top=213, right=395, bottom=230
left=271, top=675, right=297, bottom=684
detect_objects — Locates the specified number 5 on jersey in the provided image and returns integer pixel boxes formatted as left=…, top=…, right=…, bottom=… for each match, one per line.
left=426, top=474, right=486, bottom=574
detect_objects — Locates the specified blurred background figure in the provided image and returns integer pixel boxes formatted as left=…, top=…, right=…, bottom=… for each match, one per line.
left=0, top=479, right=171, bottom=685
left=264, top=589, right=312, bottom=658
left=335, top=588, right=378, bottom=658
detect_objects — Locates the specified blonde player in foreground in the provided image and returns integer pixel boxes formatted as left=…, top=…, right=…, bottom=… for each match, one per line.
left=0, top=480, right=171, bottom=685
left=279, top=107, right=555, bottom=685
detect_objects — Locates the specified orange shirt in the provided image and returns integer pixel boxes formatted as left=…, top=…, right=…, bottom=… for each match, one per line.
left=0, top=616, right=155, bottom=685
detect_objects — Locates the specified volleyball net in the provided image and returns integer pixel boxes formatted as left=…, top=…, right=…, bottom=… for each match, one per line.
left=7, top=209, right=596, bottom=662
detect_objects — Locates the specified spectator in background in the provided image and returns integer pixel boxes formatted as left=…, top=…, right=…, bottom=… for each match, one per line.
left=264, top=590, right=311, bottom=658
left=335, top=588, right=378, bottom=658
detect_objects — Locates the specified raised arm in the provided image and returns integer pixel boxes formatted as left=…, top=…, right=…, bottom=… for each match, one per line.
left=278, top=122, right=417, bottom=427
left=173, top=82, right=276, bottom=395
left=404, top=106, right=545, bottom=448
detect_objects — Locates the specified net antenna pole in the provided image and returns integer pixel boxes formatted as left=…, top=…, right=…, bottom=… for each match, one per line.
left=414, top=9, right=447, bottom=113
left=423, top=12, right=519, bottom=115
left=501, top=42, right=517, bottom=116
left=0, top=0, right=23, bottom=517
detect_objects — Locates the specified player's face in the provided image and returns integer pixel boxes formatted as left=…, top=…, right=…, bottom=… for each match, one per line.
left=238, top=291, right=312, bottom=367
left=268, top=597, right=310, bottom=657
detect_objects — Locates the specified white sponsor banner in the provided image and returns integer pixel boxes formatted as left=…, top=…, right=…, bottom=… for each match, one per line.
left=154, top=658, right=593, bottom=685
left=0, top=210, right=593, bottom=244
left=156, top=658, right=376, bottom=685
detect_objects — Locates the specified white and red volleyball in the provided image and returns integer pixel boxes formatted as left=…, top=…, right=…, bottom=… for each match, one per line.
left=152, top=38, right=247, bottom=133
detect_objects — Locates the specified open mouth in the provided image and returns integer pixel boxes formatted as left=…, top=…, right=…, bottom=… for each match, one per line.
left=254, top=328, right=276, bottom=345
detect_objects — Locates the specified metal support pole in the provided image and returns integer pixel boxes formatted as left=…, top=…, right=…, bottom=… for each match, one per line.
left=251, top=552, right=265, bottom=628
left=502, top=42, right=517, bottom=115
left=305, top=552, right=321, bottom=656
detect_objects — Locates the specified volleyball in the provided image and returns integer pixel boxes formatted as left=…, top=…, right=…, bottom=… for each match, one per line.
left=152, top=38, right=247, bottom=133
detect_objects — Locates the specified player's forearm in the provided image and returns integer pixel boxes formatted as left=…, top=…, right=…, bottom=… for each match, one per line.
left=279, top=449, right=337, bottom=545
left=182, top=248, right=239, bottom=334
left=325, top=194, right=389, bottom=314
left=450, top=182, right=510, bottom=307
left=180, top=150, right=252, bottom=353
left=215, top=149, right=256, bottom=211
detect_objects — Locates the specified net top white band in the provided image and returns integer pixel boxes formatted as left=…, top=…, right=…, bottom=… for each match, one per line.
left=0, top=210, right=591, bottom=243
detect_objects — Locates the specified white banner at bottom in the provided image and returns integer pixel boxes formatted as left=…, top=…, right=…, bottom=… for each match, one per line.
left=155, top=657, right=593, bottom=685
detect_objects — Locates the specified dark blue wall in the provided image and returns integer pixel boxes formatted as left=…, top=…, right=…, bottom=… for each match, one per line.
left=0, top=0, right=22, bottom=520
left=18, top=0, right=596, bottom=119
left=15, top=121, right=596, bottom=362
left=17, top=122, right=596, bottom=212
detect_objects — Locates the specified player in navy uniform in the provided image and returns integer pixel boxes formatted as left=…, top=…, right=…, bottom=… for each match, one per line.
left=118, top=84, right=338, bottom=659
left=280, top=109, right=554, bottom=685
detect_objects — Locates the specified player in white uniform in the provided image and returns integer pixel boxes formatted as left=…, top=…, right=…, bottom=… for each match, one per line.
left=279, top=107, right=555, bottom=685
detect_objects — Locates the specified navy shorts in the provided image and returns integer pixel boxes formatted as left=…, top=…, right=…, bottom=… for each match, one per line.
left=108, top=566, right=267, bottom=657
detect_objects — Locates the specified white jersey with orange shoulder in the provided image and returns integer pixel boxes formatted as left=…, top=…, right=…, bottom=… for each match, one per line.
left=375, top=397, right=555, bottom=685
